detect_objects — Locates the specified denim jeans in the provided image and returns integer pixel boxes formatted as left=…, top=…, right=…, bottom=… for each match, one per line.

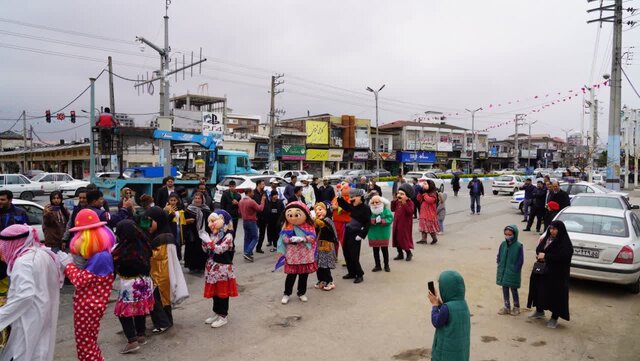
left=470, top=195, right=481, bottom=213
left=523, top=199, right=532, bottom=220
left=243, top=220, right=259, bottom=256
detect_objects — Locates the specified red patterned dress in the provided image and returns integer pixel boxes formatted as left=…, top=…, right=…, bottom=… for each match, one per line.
left=203, top=232, right=239, bottom=299
left=418, top=192, right=440, bottom=233
left=65, top=263, right=114, bottom=361
left=279, top=223, right=318, bottom=274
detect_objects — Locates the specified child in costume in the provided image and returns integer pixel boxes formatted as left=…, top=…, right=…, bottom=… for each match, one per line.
left=428, top=270, right=471, bottom=361
left=331, top=182, right=351, bottom=257
left=202, top=210, right=238, bottom=328
left=313, top=202, right=337, bottom=291
left=391, top=184, right=415, bottom=261
left=64, top=208, right=116, bottom=361
left=368, top=195, right=394, bottom=272
left=496, top=225, right=524, bottom=316
left=112, top=220, right=155, bottom=354
left=278, top=201, right=317, bottom=304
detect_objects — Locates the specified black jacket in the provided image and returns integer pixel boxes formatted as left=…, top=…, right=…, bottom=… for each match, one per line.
left=548, top=190, right=571, bottom=210
left=283, top=183, right=295, bottom=201
left=266, top=198, right=285, bottom=225
left=451, top=176, right=461, bottom=190
left=154, top=186, right=174, bottom=209
left=252, top=188, right=268, bottom=220
left=220, top=190, right=241, bottom=219
left=318, top=185, right=336, bottom=203
left=337, top=197, right=371, bottom=239
left=531, top=187, right=547, bottom=209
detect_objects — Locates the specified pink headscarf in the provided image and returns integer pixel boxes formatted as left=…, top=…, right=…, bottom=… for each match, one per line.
left=0, top=224, right=63, bottom=284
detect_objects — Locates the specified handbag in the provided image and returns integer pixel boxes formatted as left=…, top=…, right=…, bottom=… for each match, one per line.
left=532, top=261, right=547, bottom=275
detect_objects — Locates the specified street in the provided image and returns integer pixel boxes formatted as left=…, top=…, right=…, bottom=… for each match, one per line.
left=48, top=183, right=640, bottom=361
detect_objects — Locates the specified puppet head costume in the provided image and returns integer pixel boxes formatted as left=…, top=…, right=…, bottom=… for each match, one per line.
left=208, top=209, right=233, bottom=236
left=370, top=195, right=390, bottom=215
left=68, top=209, right=115, bottom=276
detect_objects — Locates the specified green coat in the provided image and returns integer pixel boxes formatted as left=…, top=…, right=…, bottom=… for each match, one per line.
left=367, top=207, right=393, bottom=247
left=496, top=224, right=524, bottom=289
left=432, top=270, right=470, bottom=361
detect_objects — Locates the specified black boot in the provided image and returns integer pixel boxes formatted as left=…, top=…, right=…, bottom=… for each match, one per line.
left=372, top=265, right=382, bottom=272
left=384, top=264, right=390, bottom=272
left=393, top=252, right=404, bottom=260
left=405, top=250, right=413, bottom=262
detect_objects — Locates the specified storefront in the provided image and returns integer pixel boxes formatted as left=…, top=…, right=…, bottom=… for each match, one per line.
left=276, top=145, right=305, bottom=171
left=396, top=151, right=436, bottom=172
left=351, top=151, right=369, bottom=169
left=326, top=149, right=343, bottom=173
left=304, top=148, right=328, bottom=177
left=253, top=143, right=270, bottom=170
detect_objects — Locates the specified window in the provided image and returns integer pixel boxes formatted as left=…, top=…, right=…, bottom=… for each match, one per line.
left=6, top=175, right=21, bottom=185
left=40, top=175, right=54, bottom=182
left=497, top=176, right=515, bottom=182
left=569, top=185, right=588, bottom=195
left=630, top=214, right=640, bottom=237
left=571, top=196, right=623, bottom=209
left=557, top=213, right=628, bottom=237
left=18, top=176, right=30, bottom=184
left=220, top=177, right=244, bottom=187
left=236, top=157, right=248, bottom=169
left=217, top=155, right=229, bottom=165
left=560, top=184, right=570, bottom=192
left=16, top=205, right=43, bottom=226
left=0, top=176, right=4, bottom=185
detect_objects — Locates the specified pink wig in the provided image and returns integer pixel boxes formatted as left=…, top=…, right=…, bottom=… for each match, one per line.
left=69, top=225, right=116, bottom=259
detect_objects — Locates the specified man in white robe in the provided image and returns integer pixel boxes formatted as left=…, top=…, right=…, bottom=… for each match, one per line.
left=0, top=224, right=63, bottom=361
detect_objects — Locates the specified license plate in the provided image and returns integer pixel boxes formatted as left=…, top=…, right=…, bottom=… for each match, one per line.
left=573, top=247, right=600, bottom=258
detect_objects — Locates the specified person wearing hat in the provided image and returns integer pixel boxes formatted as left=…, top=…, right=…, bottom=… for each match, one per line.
left=337, top=188, right=371, bottom=284
left=544, top=201, right=561, bottom=232
left=391, top=183, right=415, bottom=261
left=0, top=224, right=63, bottom=361
left=300, top=176, right=316, bottom=209
left=317, top=177, right=335, bottom=203
left=64, top=208, right=117, bottom=361
left=266, top=178, right=285, bottom=202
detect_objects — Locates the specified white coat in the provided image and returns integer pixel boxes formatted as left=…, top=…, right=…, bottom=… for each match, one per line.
left=0, top=248, right=61, bottom=361
left=302, top=185, right=316, bottom=208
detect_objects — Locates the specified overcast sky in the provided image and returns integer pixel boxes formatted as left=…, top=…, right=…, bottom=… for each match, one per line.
left=1, top=0, right=639, bottom=144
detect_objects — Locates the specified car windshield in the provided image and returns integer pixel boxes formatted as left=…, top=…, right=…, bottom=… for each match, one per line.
left=405, top=172, right=423, bottom=178
left=31, top=174, right=46, bottom=181
left=557, top=213, right=628, bottom=237
left=571, top=196, right=623, bottom=209
left=220, top=177, right=246, bottom=187
left=497, top=176, right=514, bottom=182
left=591, top=184, right=610, bottom=193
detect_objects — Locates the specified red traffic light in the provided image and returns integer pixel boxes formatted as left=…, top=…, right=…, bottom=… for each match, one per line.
left=56, top=113, right=65, bottom=120
left=45, top=110, right=51, bottom=123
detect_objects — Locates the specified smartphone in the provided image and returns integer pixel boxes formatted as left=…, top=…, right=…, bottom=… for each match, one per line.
left=428, top=281, right=436, bottom=295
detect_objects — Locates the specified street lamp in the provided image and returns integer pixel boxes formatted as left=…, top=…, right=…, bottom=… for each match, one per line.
left=465, top=107, right=482, bottom=173
left=421, top=110, right=444, bottom=172
left=366, top=84, right=385, bottom=177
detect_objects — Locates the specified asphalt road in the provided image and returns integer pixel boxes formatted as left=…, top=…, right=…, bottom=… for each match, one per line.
left=48, top=183, right=640, bottom=361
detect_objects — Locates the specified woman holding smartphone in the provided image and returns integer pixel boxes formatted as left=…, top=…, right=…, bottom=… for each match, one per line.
left=43, top=190, right=70, bottom=252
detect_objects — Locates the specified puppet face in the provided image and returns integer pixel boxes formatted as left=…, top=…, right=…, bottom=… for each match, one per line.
left=370, top=196, right=384, bottom=215
left=341, top=184, right=350, bottom=197
left=397, top=190, right=408, bottom=202
left=285, top=207, right=307, bottom=226
left=314, top=205, right=326, bottom=220
left=208, top=214, right=225, bottom=232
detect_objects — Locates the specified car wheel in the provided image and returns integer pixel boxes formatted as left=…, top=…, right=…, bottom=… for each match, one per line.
left=20, top=192, right=34, bottom=201
left=629, top=278, right=640, bottom=294
left=519, top=202, right=524, bottom=215
left=492, top=191, right=498, bottom=195
left=439, top=184, right=444, bottom=193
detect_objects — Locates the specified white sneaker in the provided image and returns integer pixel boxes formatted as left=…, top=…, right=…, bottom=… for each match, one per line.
left=205, top=315, right=219, bottom=324
left=211, top=316, right=228, bottom=328
left=281, top=295, right=290, bottom=304
left=299, top=295, right=308, bottom=302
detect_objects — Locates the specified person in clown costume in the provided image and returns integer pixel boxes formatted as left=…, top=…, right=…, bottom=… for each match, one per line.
left=278, top=201, right=317, bottom=304
left=331, top=182, right=351, bottom=258
left=64, top=208, right=116, bottom=361
left=202, top=210, right=238, bottom=329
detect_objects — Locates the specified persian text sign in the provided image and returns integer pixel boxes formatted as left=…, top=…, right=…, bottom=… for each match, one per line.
left=328, top=149, right=343, bottom=161
left=306, top=149, right=329, bottom=161
left=306, top=120, right=329, bottom=144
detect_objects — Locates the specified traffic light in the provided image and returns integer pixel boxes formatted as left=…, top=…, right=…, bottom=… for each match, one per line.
left=45, top=110, right=51, bottom=123
left=70, top=110, right=76, bottom=123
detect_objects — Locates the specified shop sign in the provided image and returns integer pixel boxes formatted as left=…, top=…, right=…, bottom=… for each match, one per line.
left=396, top=151, right=436, bottom=163
left=478, top=152, right=487, bottom=159
left=378, top=152, right=393, bottom=160
left=255, top=143, right=270, bottom=158
left=306, top=149, right=329, bottom=161
left=306, top=120, right=329, bottom=145
left=353, top=151, right=369, bottom=160
left=202, top=111, right=224, bottom=137
left=355, top=127, right=370, bottom=148
left=328, top=149, right=343, bottom=161
left=437, top=142, right=453, bottom=152
left=453, top=143, right=464, bottom=151
left=435, top=152, right=448, bottom=158
left=280, top=145, right=306, bottom=160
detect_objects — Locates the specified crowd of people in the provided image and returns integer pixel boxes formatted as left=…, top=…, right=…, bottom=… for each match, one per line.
left=0, top=169, right=575, bottom=361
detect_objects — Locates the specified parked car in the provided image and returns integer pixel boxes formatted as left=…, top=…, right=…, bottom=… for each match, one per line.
left=257, top=169, right=277, bottom=175
left=12, top=199, right=45, bottom=240
left=591, top=173, right=606, bottom=186
left=30, top=172, right=79, bottom=193
left=214, top=175, right=288, bottom=206
left=327, top=169, right=353, bottom=184
left=571, top=193, right=639, bottom=210
left=495, top=168, right=514, bottom=175
left=0, top=174, right=45, bottom=201
left=347, top=170, right=377, bottom=181
left=404, top=171, right=445, bottom=192
left=275, top=170, right=312, bottom=183
left=492, top=175, right=526, bottom=195
left=371, top=168, right=391, bottom=177
left=59, top=179, right=92, bottom=198
left=25, top=169, right=45, bottom=179
left=552, top=206, right=640, bottom=293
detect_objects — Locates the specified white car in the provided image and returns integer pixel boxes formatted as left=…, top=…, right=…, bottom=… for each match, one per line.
left=511, top=182, right=629, bottom=213
left=495, top=168, right=515, bottom=175
left=276, top=170, right=312, bottom=183
left=82, top=172, right=130, bottom=181
left=553, top=206, right=640, bottom=293
left=591, top=174, right=606, bottom=186
left=214, top=175, right=288, bottom=206
left=0, top=174, right=45, bottom=201
left=492, top=175, right=526, bottom=195
left=404, top=171, right=445, bottom=192
left=30, top=172, right=77, bottom=193
left=59, top=179, right=91, bottom=198
left=12, top=199, right=45, bottom=241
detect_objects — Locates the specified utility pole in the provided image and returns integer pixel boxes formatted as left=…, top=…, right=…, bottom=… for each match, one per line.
left=561, top=128, right=574, bottom=167
left=586, top=88, right=599, bottom=182
left=513, top=114, right=524, bottom=169
left=634, top=109, right=639, bottom=188
left=21, top=110, right=26, bottom=173
left=588, top=0, right=623, bottom=190
left=269, top=74, right=284, bottom=172
left=367, top=84, right=386, bottom=176
left=528, top=120, right=538, bottom=168
left=89, top=77, right=96, bottom=177
left=466, top=107, right=482, bottom=173
left=622, top=107, right=630, bottom=188
left=29, top=125, right=33, bottom=171
left=108, top=56, right=115, bottom=114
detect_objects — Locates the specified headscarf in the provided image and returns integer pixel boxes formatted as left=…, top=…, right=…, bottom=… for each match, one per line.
left=0, top=224, right=63, bottom=284
left=48, top=190, right=70, bottom=223
left=113, top=219, right=151, bottom=259
left=144, top=206, right=172, bottom=234
left=425, top=179, right=437, bottom=195
left=277, top=201, right=316, bottom=256
left=187, top=192, right=211, bottom=231
left=314, top=202, right=337, bottom=237
left=542, top=220, right=570, bottom=248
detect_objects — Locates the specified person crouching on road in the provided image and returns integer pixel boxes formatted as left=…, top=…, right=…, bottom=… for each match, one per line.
left=368, top=195, right=393, bottom=273
left=202, top=210, right=238, bottom=328
left=313, top=202, right=338, bottom=291
left=278, top=201, right=317, bottom=304
left=496, top=225, right=524, bottom=316
left=337, top=188, right=371, bottom=284
left=391, top=184, right=415, bottom=261
left=428, top=270, right=471, bottom=361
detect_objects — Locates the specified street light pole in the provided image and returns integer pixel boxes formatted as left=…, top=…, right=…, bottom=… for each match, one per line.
left=366, top=84, right=385, bottom=177
left=465, top=107, right=482, bottom=173
left=528, top=120, right=539, bottom=168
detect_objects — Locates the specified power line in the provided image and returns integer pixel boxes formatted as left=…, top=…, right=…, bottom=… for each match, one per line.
left=36, top=122, right=89, bottom=134
left=621, top=66, right=640, bottom=98
left=0, top=17, right=133, bottom=45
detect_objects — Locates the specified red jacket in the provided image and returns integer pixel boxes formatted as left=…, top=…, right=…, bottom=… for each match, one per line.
left=239, top=197, right=265, bottom=222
